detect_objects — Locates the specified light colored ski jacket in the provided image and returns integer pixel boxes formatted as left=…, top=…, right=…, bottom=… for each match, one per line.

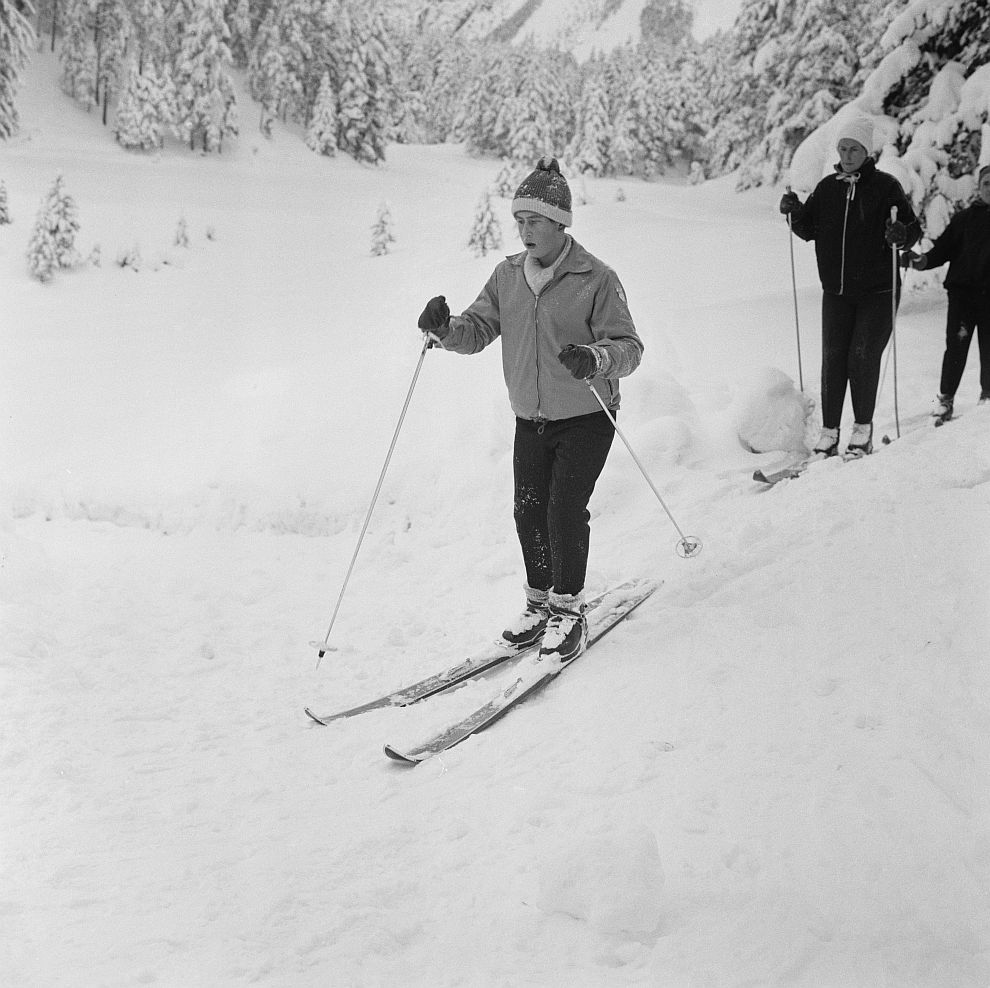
left=440, top=239, right=643, bottom=421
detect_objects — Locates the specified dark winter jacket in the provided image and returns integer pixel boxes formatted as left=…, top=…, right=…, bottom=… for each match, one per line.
left=790, top=158, right=921, bottom=296
left=441, top=239, right=643, bottom=421
left=920, top=199, right=990, bottom=295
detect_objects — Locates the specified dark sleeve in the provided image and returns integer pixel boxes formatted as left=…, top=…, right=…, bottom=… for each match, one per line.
left=789, top=184, right=819, bottom=242
left=888, top=178, right=921, bottom=250
left=923, top=211, right=965, bottom=270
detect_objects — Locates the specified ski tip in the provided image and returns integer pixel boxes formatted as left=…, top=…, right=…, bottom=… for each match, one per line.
left=384, top=744, right=422, bottom=765
left=304, top=707, right=328, bottom=726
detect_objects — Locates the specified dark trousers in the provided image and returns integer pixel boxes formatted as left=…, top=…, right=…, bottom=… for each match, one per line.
left=513, top=411, right=615, bottom=597
left=820, top=291, right=895, bottom=428
left=939, top=289, right=990, bottom=397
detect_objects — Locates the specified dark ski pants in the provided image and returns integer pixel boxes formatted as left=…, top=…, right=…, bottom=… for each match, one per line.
left=939, top=289, right=990, bottom=397
left=513, top=410, right=615, bottom=597
left=820, top=291, right=896, bottom=428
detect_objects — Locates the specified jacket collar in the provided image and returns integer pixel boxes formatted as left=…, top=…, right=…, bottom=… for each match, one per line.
left=508, top=237, right=594, bottom=274
left=833, top=156, right=877, bottom=182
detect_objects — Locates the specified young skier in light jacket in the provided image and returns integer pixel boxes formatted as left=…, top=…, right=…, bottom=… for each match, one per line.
left=417, top=157, right=643, bottom=664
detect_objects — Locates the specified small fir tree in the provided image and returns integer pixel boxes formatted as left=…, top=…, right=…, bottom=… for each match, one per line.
left=370, top=201, right=394, bottom=257
left=27, top=175, right=81, bottom=282
left=0, top=179, right=10, bottom=223
left=174, top=216, right=189, bottom=247
left=492, top=160, right=517, bottom=197
left=467, top=189, right=502, bottom=257
left=306, top=73, right=338, bottom=156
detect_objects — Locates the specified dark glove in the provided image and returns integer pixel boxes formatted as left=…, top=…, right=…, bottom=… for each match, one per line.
left=418, top=295, right=450, bottom=339
left=779, top=191, right=801, bottom=215
left=899, top=251, right=925, bottom=270
left=558, top=344, right=602, bottom=380
left=885, top=219, right=908, bottom=247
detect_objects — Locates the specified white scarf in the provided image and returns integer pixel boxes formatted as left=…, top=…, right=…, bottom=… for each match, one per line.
left=523, top=236, right=572, bottom=296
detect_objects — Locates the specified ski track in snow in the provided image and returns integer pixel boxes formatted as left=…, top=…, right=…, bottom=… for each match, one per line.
left=3, top=54, right=990, bottom=988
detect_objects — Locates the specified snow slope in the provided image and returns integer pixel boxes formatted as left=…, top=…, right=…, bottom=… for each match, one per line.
left=3, top=55, right=990, bottom=988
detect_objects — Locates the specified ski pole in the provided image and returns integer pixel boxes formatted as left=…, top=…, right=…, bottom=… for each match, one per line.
left=312, top=335, right=434, bottom=665
left=890, top=205, right=901, bottom=440
left=584, top=381, right=702, bottom=559
left=785, top=185, right=805, bottom=392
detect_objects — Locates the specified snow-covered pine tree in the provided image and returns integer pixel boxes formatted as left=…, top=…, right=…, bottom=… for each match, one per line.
left=263, top=0, right=317, bottom=127
left=417, top=33, right=472, bottom=143
left=227, top=0, right=252, bottom=68
left=114, top=60, right=167, bottom=151
left=93, top=0, right=130, bottom=126
left=452, top=46, right=506, bottom=156
left=26, top=174, right=80, bottom=282
left=306, top=71, right=337, bottom=155
left=0, top=0, right=36, bottom=140
left=467, top=188, right=502, bottom=257
left=702, top=0, right=778, bottom=179
left=623, top=47, right=684, bottom=178
left=247, top=10, right=285, bottom=136
left=492, top=159, right=517, bottom=197
left=370, top=201, right=394, bottom=256
left=493, top=47, right=566, bottom=166
left=0, top=178, right=10, bottom=223
left=336, top=7, right=391, bottom=165
left=170, top=0, right=238, bottom=152
left=567, top=67, right=612, bottom=177
left=129, top=0, right=168, bottom=75
left=174, top=215, right=189, bottom=247
left=59, top=0, right=98, bottom=110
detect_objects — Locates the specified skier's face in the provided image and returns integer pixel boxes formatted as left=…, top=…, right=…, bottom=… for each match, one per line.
left=836, top=140, right=868, bottom=173
left=979, top=172, right=990, bottom=205
left=515, top=211, right=567, bottom=267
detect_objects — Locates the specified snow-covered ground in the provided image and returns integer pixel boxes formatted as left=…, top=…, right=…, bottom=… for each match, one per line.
left=3, top=56, right=990, bottom=988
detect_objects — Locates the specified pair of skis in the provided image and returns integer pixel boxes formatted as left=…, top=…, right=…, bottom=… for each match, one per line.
left=305, top=579, right=658, bottom=764
left=753, top=406, right=962, bottom=487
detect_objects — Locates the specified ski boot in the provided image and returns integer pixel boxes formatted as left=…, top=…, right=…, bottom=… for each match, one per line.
left=932, top=394, right=954, bottom=427
left=811, top=427, right=840, bottom=458
left=846, top=422, right=873, bottom=457
left=538, top=592, right=588, bottom=665
left=500, top=585, right=550, bottom=650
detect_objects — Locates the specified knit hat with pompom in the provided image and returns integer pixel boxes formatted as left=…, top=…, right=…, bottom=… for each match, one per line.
left=511, top=157, right=572, bottom=227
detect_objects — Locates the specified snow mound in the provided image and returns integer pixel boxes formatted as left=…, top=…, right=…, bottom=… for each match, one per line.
left=731, top=366, right=812, bottom=453
left=535, top=825, right=665, bottom=936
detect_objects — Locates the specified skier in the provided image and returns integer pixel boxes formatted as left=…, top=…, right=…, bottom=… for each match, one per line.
left=417, top=157, right=643, bottom=664
left=901, top=163, right=990, bottom=422
left=779, top=116, right=921, bottom=457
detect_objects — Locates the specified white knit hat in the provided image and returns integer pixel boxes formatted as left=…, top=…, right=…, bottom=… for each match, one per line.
left=836, top=116, right=874, bottom=154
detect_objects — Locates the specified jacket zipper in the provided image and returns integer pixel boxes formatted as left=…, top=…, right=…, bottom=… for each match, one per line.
left=533, top=295, right=543, bottom=427
left=839, top=181, right=854, bottom=295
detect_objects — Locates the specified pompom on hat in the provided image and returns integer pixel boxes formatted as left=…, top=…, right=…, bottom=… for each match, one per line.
left=836, top=116, right=874, bottom=154
left=511, top=156, right=573, bottom=227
